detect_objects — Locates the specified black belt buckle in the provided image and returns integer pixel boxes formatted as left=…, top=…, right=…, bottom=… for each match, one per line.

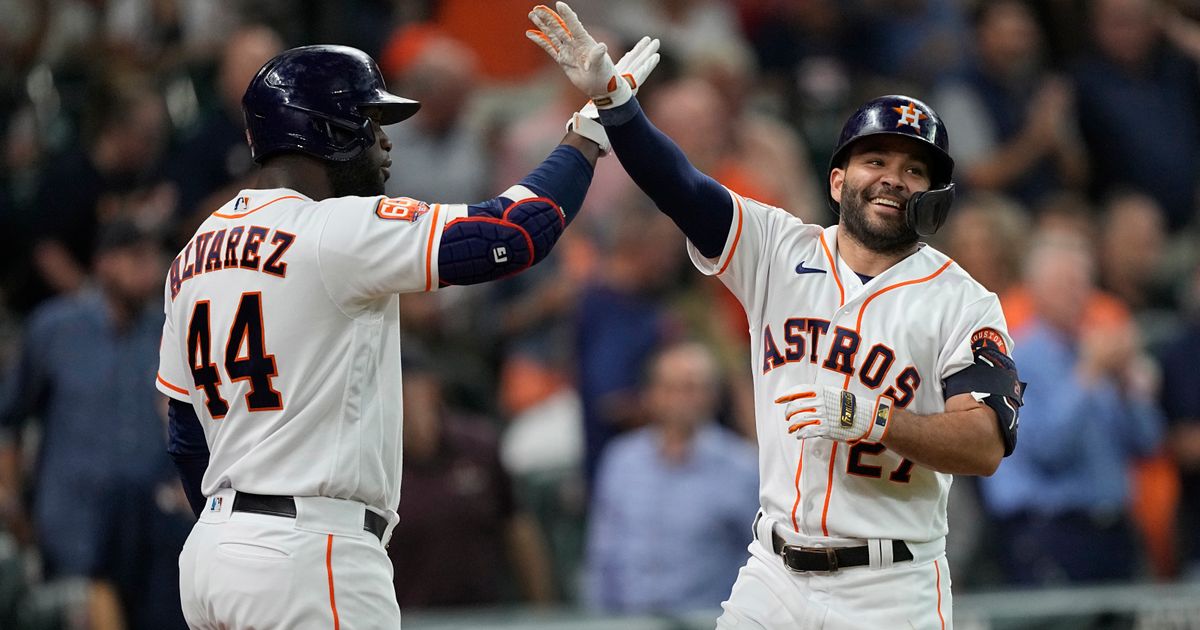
left=781, top=545, right=840, bottom=573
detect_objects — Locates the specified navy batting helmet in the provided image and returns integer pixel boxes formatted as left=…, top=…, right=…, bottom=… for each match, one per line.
left=243, top=45, right=420, bottom=163
left=828, top=95, right=955, bottom=235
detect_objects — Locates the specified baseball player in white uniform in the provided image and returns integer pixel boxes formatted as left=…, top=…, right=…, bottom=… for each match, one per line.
left=528, top=4, right=1026, bottom=628
left=156, top=43, right=658, bottom=628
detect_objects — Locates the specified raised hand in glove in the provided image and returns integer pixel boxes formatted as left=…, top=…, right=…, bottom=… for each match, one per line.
left=527, top=3, right=659, bottom=154
left=528, top=2, right=647, bottom=108
left=775, top=386, right=895, bottom=444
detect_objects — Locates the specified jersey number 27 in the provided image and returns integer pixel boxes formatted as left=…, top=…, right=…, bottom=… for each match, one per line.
left=187, top=291, right=283, bottom=418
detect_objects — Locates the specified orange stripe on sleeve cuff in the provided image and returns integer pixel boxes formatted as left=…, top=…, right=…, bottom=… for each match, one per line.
left=157, top=374, right=189, bottom=397
left=424, top=204, right=442, bottom=291
left=716, top=193, right=744, bottom=276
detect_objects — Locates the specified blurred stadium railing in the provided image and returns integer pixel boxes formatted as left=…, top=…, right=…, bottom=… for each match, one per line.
left=401, top=582, right=1200, bottom=630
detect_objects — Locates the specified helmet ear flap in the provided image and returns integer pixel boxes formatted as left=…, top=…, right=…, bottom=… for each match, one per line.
left=315, top=113, right=374, bottom=156
left=905, top=183, right=955, bottom=235
left=826, top=95, right=955, bottom=220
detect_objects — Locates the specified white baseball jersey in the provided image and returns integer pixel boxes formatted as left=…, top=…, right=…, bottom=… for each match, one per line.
left=691, top=190, right=1012, bottom=547
left=156, top=188, right=460, bottom=513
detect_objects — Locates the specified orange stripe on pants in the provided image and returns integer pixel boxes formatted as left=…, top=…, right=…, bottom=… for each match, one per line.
left=326, top=534, right=340, bottom=630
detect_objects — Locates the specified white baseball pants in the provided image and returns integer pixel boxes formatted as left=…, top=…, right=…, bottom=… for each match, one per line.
left=716, top=518, right=953, bottom=629
left=179, top=489, right=401, bottom=629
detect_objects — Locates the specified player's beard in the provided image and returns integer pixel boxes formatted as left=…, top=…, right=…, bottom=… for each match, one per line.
left=328, top=151, right=386, bottom=197
left=838, top=181, right=919, bottom=255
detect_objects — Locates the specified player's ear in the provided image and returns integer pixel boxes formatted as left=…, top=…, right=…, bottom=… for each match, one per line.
left=830, top=168, right=845, bottom=204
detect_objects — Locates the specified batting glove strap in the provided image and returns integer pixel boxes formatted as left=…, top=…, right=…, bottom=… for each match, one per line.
left=566, top=110, right=610, bottom=156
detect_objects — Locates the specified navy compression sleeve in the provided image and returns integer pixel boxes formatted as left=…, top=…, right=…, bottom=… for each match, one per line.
left=517, top=144, right=593, bottom=225
left=437, top=143, right=594, bottom=285
left=167, top=398, right=209, bottom=517
left=598, top=98, right=733, bottom=258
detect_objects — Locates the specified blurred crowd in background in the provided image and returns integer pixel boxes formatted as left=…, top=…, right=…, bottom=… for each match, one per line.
left=0, top=0, right=1199, bottom=628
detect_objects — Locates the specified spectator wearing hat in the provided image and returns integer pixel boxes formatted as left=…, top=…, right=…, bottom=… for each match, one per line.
left=0, top=220, right=191, bottom=629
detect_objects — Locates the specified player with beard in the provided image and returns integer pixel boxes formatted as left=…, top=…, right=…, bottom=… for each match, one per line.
left=835, top=136, right=926, bottom=257
left=156, top=42, right=658, bottom=628
left=528, top=4, right=1025, bottom=626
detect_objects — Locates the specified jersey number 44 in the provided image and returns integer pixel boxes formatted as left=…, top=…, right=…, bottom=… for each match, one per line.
left=187, top=291, right=283, bottom=419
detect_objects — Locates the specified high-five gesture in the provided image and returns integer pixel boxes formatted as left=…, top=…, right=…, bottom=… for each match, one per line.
left=527, top=2, right=659, bottom=109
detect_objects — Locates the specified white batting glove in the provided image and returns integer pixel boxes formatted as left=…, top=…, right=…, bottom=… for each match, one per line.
left=562, top=35, right=660, bottom=155
left=527, top=2, right=653, bottom=109
left=774, top=385, right=895, bottom=444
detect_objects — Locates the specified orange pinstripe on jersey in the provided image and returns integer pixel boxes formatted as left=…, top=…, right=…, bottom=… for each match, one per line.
left=790, top=442, right=805, bottom=532
left=157, top=373, right=189, bottom=397
left=717, top=194, right=745, bottom=276
left=818, top=233, right=844, bottom=306
left=837, top=260, right=954, bottom=386
left=326, top=534, right=340, bottom=630
left=424, top=204, right=442, bottom=291
left=797, top=257, right=955, bottom=538
left=212, top=195, right=304, bottom=219
left=821, top=444, right=839, bottom=536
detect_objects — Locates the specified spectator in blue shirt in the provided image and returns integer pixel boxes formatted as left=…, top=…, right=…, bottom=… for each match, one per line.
left=585, top=341, right=758, bottom=614
left=0, top=221, right=191, bottom=629
left=979, top=232, right=1164, bottom=585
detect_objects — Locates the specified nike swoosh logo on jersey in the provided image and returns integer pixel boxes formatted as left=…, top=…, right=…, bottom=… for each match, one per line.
left=795, top=261, right=826, bottom=275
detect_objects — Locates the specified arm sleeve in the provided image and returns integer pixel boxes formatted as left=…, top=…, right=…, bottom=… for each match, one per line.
left=319, top=145, right=595, bottom=301
left=167, top=398, right=209, bottom=517
left=516, top=144, right=592, bottom=226
left=435, top=144, right=599, bottom=286
left=598, top=98, right=734, bottom=258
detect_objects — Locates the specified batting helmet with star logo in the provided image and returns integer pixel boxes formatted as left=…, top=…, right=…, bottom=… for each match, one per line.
left=827, top=95, right=955, bottom=235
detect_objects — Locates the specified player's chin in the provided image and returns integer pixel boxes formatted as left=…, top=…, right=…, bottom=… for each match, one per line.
left=867, top=210, right=906, bottom=233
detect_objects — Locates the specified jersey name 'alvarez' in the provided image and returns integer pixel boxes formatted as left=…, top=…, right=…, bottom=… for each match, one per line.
left=762, top=318, right=921, bottom=407
left=168, top=225, right=296, bottom=299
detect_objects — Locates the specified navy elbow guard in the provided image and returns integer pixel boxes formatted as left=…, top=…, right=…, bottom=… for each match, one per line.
left=944, top=346, right=1026, bottom=457
left=438, top=186, right=566, bottom=285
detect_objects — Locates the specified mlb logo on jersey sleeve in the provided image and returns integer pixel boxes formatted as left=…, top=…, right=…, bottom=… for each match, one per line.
left=376, top=197, right=429, bottom=222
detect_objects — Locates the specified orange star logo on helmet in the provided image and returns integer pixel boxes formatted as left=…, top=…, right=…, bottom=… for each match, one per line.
left=893, top=102, right=928, bottom=131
